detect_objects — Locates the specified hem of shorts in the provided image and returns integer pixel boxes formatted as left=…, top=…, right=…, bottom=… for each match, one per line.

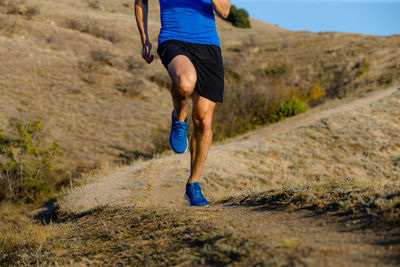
left=198, top=92, right=223, bottom=103
left=158, top=37, right=220, bottom=48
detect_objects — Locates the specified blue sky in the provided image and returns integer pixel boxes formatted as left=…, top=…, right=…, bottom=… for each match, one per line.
left=230, top=0, right=400, bottom=36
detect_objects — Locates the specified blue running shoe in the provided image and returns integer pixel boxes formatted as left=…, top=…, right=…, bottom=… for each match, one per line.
left=185, top=182, right=208, bottom=206
left=169, top=111, right=188, bottom=154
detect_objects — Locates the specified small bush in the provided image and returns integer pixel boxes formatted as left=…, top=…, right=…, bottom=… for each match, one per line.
left=0, top=0, right=39, bottom=19
left=264, top=63, right=293, bottom=78
left=378, top=73, right=393, bottom=87
left=225, top=5, right=251, bottom=28
left=357, top=57, right=369, bottom=77
left=0, top=15, right=17, bottom=34
left=115, top=76, right=152, bottom=98
left=307, top=83, right=326, bottom=102
left=149, top=73, right=171, bottom=89
left=90, top=49, right=114, bottom=66
left=87, top=0, right=105, bottom=11
left=125, top=56, right=145, bottom=71
left=24, top=5, right=39, bottom=18
left=271, top=97, right=307, bottom=121
left=0, top=119, right=61, bottom=202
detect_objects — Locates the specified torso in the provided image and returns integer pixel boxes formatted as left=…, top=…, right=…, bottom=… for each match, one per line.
left=158, top=0, right=220, bottom=47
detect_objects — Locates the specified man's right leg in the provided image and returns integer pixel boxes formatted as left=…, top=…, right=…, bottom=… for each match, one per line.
left=167, top=55, right=197, bottom=122
left=166, top=55, right=208, bottom=206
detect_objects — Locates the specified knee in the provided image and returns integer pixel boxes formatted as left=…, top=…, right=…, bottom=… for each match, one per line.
left=193, top=114, right=212, bottom=134
left=175, top=73, right=196, bottom=95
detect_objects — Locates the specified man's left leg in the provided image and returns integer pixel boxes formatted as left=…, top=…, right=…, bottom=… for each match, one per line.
left=188, top=92, right=216, bottom=184
left=184, top=92, right=215, bottom=206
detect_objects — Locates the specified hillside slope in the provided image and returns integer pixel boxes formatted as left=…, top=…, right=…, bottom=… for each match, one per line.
left=13, top=85, right=393, bottom=266
left=59, top=85, right=400, bottom=212
left=1, top=0, right=399, bottom=179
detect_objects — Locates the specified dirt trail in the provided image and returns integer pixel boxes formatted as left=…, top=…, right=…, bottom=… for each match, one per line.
left=56, top=85, right=400, bottom=266
left=60, top=86, right=398, bottom=212
left=179, top=205, right=398, bottom=266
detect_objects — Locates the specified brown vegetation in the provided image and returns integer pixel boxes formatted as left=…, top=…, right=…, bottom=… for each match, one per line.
left=0, top=1, right=400, bottom=262
left=0, top=203, right=55, bottom=263
left=2, top=206, right=251, bottom=266
left=1, top=0, right=400, bottom=265
left=0, top=0, right=399, bottom=184
left=3, top=87, right=400, bottom=266
left=219, top=183, right=400, bottom=224
left=65, top=17, right=121, bottom=43
left=0, top=0, right=39, bottom=19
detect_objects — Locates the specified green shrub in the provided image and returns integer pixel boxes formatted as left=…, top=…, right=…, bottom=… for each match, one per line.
left=225, top=5, right=251, bottom=28
left=378, top=73, right=393, bottom=87
left=0, top=119, right=61, bottom=202
left=271, top=98, right=307, bottom=121
left=215, top=95, right=307, bottom=140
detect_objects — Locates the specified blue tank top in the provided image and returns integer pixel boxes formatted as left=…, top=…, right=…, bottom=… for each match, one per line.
left=158, top=0, right=220, bottom=47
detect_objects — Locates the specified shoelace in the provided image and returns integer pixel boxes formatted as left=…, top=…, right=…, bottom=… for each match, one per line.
left=193, top=186, right=204, bottom=199
left=173, top=123, right=187, bottom=140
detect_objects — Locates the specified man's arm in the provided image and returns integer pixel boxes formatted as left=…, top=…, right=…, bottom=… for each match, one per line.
left=211, top=0, right=231, bottom=19
left=135, top=0, right=153, bottom=64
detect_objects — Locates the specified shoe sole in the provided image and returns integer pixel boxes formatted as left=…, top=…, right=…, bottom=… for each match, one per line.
left=184, top=193, right=208, bottom=207
left=182, top=138, right=188, bottom=153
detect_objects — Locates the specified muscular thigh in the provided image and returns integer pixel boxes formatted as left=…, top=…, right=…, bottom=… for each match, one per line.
left=167, top=55, right=197, bottom=93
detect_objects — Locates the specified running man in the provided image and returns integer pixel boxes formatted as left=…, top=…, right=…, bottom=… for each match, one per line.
left=134, top=0, right=230, bottom=206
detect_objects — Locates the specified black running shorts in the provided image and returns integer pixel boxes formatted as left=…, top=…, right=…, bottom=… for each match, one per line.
left=157, top=39, right=225, bottom=103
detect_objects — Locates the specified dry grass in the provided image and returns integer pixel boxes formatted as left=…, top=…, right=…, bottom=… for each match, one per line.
left=218, top=31, right=400, bottom=138
left=1, top=1, right=399, bottom=264
left=219, top=183, right=400, bottom=224
left=2, top=206, right=255, bottom=266
left=260, top=90, right=395, bottom=177
left=3, top=88, right=400, bottom=267
left=0, top=0, right=39, bottom=19
left=6, top=206, right=324, bottom=266
left=0, top=14, right=17, bottom=35
left=0, top=0, right=399, bottom=187
left=58, top=88, right=400, bottom=214
left=65, top=17, right=120, bottom=43
left=87, top=0, right=105, bottom=11
left=0, top=203, right=55, bottom=263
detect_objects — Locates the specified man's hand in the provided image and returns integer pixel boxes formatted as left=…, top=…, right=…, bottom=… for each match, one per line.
left=211, top=0, right=231, bottom=19
left=142, top=42, right=154, bottom=64
left=135, top=0, right=153, bottom=63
